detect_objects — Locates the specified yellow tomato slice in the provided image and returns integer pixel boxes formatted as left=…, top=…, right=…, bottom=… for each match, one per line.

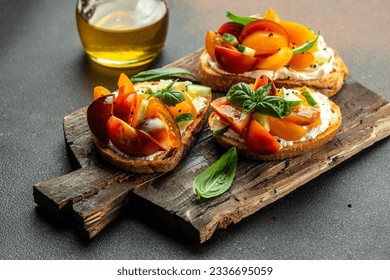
left=267, top=116, right=307, bottom=141
left=93, top=86, right=112, bottom=100
left=168, top=92, right=197, bottom=120
left=306, top=116, right=322, bottom=129
left=263, top=8, right=281, bottom=23
left=117, top=73, right=135, bottom=94
left=288, top=52, right=315, bottom=70
left=146, top=97, right=181, bottom=149
left=241, top=30, right=288, bottom=55
left=280, top=21, right=319, bottom=52
left=254, top=46, right=293, bottom=70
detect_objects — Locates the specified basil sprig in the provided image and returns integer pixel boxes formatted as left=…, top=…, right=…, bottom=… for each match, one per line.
left=226, top=82, right=291, bottom=118
left=292, top=31, right=320, bottom=54
left=226, top=11, right=257, bottom=26
left=193, top=147, right=238, bottom=199
left=148, top=79, right=184, bottom=106
left=131, top=67, right=195, bottom=83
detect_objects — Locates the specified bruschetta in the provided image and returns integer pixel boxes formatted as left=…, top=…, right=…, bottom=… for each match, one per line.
left=208, top=75, right=342, bottom=160
left=87, top=72, right=212, bottom=173
left=198, top=8, right=348, bottom=97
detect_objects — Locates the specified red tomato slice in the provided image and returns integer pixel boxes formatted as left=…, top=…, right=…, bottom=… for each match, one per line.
left=218, top=22, right=243, bottom=38
left=87, top=94, right=115, bottom=145
left=113, top=91, right=137, bottom=124
left=137, top=117, right=171, bottom=151
left=106, top=115, right=162, bottom=157
left=253, top=75, right=270, bottom=90
left=205, top=31, right=236, bottom=61
left=214, top=46, right=257, bottom=74
left=239, top=19, right=288, bottom=43
left=245, top=119, right=281, bottom=154
left=211, top=97, right=252, bottom=136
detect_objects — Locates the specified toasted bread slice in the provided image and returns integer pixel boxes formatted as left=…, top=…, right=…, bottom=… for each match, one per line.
left=90, top=83, right=211, bottom=174
left=208, top=99, right=342, bottom=161
left=198, top=49, right=348, bottom=97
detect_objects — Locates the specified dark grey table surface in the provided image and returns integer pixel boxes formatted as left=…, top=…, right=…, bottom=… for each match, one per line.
left=1, top=0, right=389, bottom=260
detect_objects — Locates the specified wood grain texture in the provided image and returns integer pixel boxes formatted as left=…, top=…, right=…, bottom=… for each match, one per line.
left=33, top=50, right=390, bottom=243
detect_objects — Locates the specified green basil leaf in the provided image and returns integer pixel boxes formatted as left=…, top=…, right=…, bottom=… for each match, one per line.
left=193, top=147, right=238, bottom=199
left=158, top=88, right=185, bottom=107
left=292, top=31, right=320, bottom=54
left=226, top=11, right=257, bottom=26
left=148, top=79, right=185, bottom=106
left=226, top=82, right=255, bottom=108
left=254, top=83, right=272, bottom=101
left=242, top=100, right=257, bottom=114
left=226, top=82, right=291, bottom=118
left=255, top=96, right=292, bottom=119
left=175, top=113, right=194, bottom=122
left=131, top=67, right=195, bottom=83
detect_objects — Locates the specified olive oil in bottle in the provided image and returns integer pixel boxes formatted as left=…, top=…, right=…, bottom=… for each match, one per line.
left=76, top=0, right=169, bottom=68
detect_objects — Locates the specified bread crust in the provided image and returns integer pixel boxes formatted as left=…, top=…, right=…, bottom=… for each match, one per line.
left=92, top=95, right=211, bottom=174
left=198, top=49, right=348, bottom=97
left=208, top=99, right=342, bottom=161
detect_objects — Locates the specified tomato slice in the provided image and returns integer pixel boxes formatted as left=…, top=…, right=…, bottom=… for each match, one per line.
left=214, top=46, right=257, bottom=74
left=93, top=86, right=112, bottom=100
left=245, top=119, right=281, bottom=154
left=306, top=115, right=322, bottom=129
left=168, top=92, right=197, bottom=120
left=113, top=91, right=137, bottom=124
left=263, top=8, right=281, bottom=23
left=254, top=46, right=293, bottom=70
left=241, top=30, right=288, bottom=56
left=280, top=21, right=319, bottom=52
left=106, top=115, right=162, bottom=157
left=137, top=117, right=171, bottom=151
left=239, top=19, right=288, bottom=43
left=284, top=105, right=321, bottom=125
left=267, top=116, right=307, bottom=141
left=146, top=97, right=181, bottom=149
left=211, top=97, right=252, bottom=136
left=87, top=94, right=114, bottom=145
left=117, top=73, right=135, bottom=95
left=217, top=22, right=243, bottom=38
left=205, top=31, right=236, bottom=61
left=253, top=75, right=270, bottom=90
left=288, top=52, right=315, bottom=70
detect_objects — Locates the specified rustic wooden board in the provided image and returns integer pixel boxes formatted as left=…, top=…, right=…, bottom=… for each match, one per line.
left=33, top=49, right=390, bottom=243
